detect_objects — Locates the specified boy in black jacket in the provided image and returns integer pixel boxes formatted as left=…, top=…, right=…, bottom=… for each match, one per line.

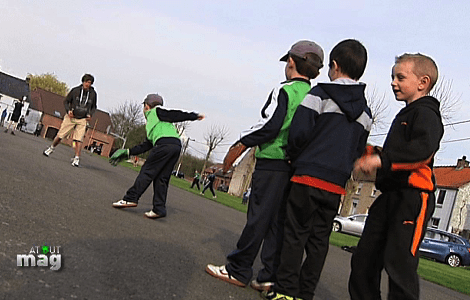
left=264, top=39, right=371, bottom=300
left=349, top=53, right=444, bottom=300
left=43, top=74, right=97, bottom=167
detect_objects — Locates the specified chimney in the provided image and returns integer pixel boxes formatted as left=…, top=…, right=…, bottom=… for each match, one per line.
left=456, top=156, right=469, bottom=170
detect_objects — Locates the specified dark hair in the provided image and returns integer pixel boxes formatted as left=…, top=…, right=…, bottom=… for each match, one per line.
left=329, top=39, right=367, bottom=80
left=81, top=74, right=95, bottom=84
left=290, top=52, right=322, bottom=79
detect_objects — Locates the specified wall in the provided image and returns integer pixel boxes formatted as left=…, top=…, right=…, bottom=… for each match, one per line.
left=431, top=188, right=458, bottom=231
left=450, top=183, right=470, bottom=234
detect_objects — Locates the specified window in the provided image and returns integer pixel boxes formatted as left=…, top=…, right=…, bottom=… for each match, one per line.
left=355, top=183, right=363, bottom=195
left=54, top=111, right=61, bottom=117
left=351, top=199, right=359, bottom=215
left=437, top=190, right=446, bottom=206
left=371, top=188, right=378, bottom=197
left=431, top=218, right=440, bottom=229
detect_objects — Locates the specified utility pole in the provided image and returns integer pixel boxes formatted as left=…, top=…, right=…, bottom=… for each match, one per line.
left=176, top=137, right=193, bottom=174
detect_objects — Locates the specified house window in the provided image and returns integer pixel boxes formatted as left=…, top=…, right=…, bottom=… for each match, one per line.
left=437, top=190, right=446, bottom=206
left=351, top=199, right=359, bottom=215
left=355, top=183, right=363, bottom=195
left=431, top=218, right=440, bottom=229
left=54, top=111, right=61, bottom=117
left=370, top=188, right=378, bottom=197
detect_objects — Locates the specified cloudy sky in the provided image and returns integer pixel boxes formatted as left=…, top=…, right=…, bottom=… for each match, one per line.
left=1, top=0, right=469, bottom=165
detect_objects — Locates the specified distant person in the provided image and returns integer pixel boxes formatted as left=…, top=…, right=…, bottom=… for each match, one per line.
left=205, top=40, right=323, bottom=292
left=133, top=156, right=139, bottom=168
left=242, top=187, right=251, bottom=205
left=34, top=122, right=43, bottom=137
left=190, top=170, right=201, bottom=190
left=110, top=94, right=204, bottom=219
left=4, top=98, right=24, bottom=135
left=265, top=39, right=371, bottom=300
left=1, top=108, right=7, bottom=127
left=43, top=74, right=97, bottom=167
left=200, top=170, right=216, bottom=198
left=349, top=53, right=444, bottom=300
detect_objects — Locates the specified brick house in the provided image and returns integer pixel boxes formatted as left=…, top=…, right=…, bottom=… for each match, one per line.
left=339, top=171, right=380, bottom=217
left=432, top=156, right=470, bottom=238
left=29, top=87, right=115, bottom=157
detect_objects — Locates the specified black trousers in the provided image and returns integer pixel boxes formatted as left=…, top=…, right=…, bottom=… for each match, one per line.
left=123, top=144, right=181, bottom=216
left=349, top=189, right=435, bottom=300
left=202, top=182, right=215, bottom=196
left=226, top=168, right=291, bottom=285
left=191, top=178, right=200, bottom=190
left=273, top=183, right=340, bottom=300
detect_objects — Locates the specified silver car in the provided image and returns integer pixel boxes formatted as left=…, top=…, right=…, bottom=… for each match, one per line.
left=332, top=214, right=368, bottom=236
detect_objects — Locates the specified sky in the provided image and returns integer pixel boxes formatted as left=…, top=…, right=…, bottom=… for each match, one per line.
left=1, top=0, right=469, bottom=165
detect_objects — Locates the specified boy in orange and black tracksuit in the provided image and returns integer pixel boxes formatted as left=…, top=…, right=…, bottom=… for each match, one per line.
left=349, top=53, right=444, bottom=300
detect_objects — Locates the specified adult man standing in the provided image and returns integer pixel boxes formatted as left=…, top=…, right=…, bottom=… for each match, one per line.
left=43, top=74, right=97, bottom=167
left=4, top=98, right=24, bottom=135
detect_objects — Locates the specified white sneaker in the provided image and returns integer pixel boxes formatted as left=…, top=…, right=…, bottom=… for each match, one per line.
left=144, top=210, right=165, bottom=219
left=112, top=200, right=138, bottom=208
left=205, top=264, right=246, bottom=287
left=72, top=157, right=80, bottom=167
left=250, top=279, right=274, bottom=291
left=43, top=147, right=54, bottom=157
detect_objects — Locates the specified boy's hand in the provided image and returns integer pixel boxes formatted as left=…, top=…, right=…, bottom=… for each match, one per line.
left=197, top=114, right=205, bottom=120
left=223, top=142, right=247, bottom=174
left=109, top=149, right=130, bottom=166
left=354, top=154, right=381, bottom=174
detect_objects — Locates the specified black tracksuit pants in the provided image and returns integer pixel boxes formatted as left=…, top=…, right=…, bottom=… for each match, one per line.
left=191, top=178, right=200, bottom=190
left=123, top=143, right=181, bottom=216
left=349, top=188, right=435, bottom=300
left=226, top=168, right=291, bottom=285
left=273, top=183, right=341, bottom=300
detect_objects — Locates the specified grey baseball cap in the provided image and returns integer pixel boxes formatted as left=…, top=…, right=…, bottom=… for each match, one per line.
left=143, top=94, right=164, bottom=107
left=280, top=40, right=324, bottom=67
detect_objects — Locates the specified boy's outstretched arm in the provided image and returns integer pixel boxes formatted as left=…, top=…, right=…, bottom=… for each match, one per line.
left=156, top=106, right=203, bottom=123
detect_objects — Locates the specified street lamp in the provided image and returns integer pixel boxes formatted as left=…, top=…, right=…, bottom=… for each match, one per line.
left=109, top=132, right=127, bottom=149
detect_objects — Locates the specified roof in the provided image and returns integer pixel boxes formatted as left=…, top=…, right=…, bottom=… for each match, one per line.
left=0, top=71, right=30, bottom=101
left=30, top=87, right=112, bottom=134
left=434, top=166, right=470, bottom=189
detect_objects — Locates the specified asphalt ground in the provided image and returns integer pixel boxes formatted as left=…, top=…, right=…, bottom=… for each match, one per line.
left=0, top=130, right=469, bottom=300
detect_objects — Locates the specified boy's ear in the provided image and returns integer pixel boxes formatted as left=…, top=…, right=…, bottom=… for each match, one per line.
left=418, top=75, right=431, bottom=92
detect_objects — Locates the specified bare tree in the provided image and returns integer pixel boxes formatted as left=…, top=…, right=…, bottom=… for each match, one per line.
left=367, top=85, right=389, bottom=132
left=109, top=100, right=145, bottom=147
left=430, top=77, right=462, bottom=124
left=174, top=121, right=191, bottom=136
left=200, top=124, right=230, bottom=175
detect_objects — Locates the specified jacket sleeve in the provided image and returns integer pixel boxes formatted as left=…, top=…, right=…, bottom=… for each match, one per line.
left=156, top=107, right=199, bottom=123
left=129, top=138, right=154, bottom=156
left=64, top=88, right=74, bottom=112
left=380, top=107, right=443, bottom=171
left=239, top=88, right=288, bottom=147
left=287, top=93, right=320, bottom=160
left=89, top=90, right=97, bottom=116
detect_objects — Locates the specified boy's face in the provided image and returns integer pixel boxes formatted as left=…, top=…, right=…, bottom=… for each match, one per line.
left=82, top=80, right=92, bottom=90
left=391, top=61, right=426, bottom=104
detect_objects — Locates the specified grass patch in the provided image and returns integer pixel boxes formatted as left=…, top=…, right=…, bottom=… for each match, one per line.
left=113, top=161, right=470, bottom=296
left=169, top=176, right=248, bottom=213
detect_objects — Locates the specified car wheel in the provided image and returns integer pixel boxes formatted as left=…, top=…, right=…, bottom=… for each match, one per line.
left=446, top=254, right=461, bottom=267
left=332, top=221, right=342, bottom=232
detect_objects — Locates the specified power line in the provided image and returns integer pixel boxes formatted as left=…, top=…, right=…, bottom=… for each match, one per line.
left=370, top=118, right=470, bottom=137
left=442, top=137, right=470, bottom=144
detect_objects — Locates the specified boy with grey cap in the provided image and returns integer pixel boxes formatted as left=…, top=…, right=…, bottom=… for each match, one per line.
left=110, top=93, right=204, bottom=219
left=206, top=40, right=324, bottom=291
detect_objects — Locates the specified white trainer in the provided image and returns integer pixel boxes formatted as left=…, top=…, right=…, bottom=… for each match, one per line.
left=112, top=200, right=138, bottom=208
left=43, top=147, right=54, bottom=157
left=205, top=264, right=246, bottom=287
left=71, top=157, right=80, bottom=167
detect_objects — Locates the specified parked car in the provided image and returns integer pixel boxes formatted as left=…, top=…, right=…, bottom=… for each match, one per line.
left=171, top=170, right=184, bottom=179
left=332, top=214, right=367, bottom=236
left=418, top=228, right=470, bottom=267
left=217, top=184, right=229, bottom=193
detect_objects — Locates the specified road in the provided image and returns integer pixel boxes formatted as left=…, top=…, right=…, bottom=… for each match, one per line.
left=0, top=130, right=469, bottom=300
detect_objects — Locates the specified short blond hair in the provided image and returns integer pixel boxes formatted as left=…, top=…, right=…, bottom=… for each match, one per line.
left=395, top=53, right=438, bottom=93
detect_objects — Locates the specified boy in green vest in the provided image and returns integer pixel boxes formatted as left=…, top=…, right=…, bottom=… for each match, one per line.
left=110, top=94, right=204, bottom=219
left=206, top=40, right=324, bottom=291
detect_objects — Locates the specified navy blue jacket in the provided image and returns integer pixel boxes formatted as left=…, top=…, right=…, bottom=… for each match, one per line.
left=287, top=78, right=372, bottom=188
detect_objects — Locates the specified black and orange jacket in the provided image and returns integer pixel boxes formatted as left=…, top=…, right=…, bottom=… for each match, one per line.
left=376, top=96, right=444, bottom=192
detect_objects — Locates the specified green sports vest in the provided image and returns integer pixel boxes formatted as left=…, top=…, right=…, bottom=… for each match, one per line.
left=144, top=107, right=180, bottom=145
left=255, top=80, right=311, bottom=160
